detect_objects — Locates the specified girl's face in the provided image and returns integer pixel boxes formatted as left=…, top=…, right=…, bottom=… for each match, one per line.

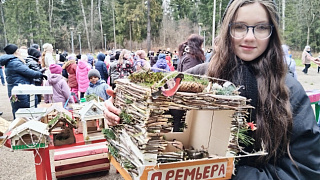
left=89, top=76, right=99, bottom=84
left=232, top=2, right=270, bottom=61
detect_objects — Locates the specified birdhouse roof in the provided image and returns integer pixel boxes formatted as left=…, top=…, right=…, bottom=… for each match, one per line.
left=48, top=116, right=76, bottom=131
left=42, top=104, right=72, bottom=117
left=79, top=101, right=104, bottom=120
left=8, top=120, right=49, bottom=139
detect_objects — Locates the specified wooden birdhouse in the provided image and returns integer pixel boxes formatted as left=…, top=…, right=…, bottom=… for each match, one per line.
left=48, top=112, right=77, bottom=146
left=0, top=117, right=10, bottom=146
left=39, top=104, right=72, bottom=124
left=8, top=120, right=50, bottom=150
left=106, top=71, right=267, bottom=179
left=78, top=101, right=106, bottom=142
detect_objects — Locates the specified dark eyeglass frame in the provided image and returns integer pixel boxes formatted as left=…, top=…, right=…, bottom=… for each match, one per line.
left=229, top=23, right=274, bottom=40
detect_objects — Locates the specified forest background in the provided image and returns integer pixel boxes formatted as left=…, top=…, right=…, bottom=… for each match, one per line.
left=0, top=0, right=320, bottom=57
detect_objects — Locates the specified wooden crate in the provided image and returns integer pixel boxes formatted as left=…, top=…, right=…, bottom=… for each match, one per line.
left=54, top=142, right=110, bottom=179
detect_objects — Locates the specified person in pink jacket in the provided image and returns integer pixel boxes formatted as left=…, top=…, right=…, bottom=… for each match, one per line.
left=76, top=55, right=91, bottom=98
left=44, top=64, right=74, bottom=106
left=63, top=55, right=78, bottom=102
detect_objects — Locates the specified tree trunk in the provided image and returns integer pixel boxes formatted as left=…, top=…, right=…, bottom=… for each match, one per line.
left=98, top=0, right=104, bottom=50
left=212, top=0, right=216, bottom=47
left=129, top=22, right=132, bottom=51
left=112, top=0, right=116, bottom=49
left=35, top=0, right=40, bottom=44
left=48, top=0, right=53, bottom=32
left=147, top=0, right=151, bottom=52
left=79, top=0, right=91, bottom=52
left=218, top=0, right=222, bottom=25
left=90, top=0, right=94, bottom=52
left=0, top=1, right=8, bottom=45
left=282, top=0, right=285, bottom=35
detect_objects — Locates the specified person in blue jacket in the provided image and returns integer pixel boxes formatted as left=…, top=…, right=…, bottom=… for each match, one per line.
left=104, top=0, right=320, bottom=179
left=0, top=44, right=46, bottom=119
left=95, top=53, right=108, bottom=83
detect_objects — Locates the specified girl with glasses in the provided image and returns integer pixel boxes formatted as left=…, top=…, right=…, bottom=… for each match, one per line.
left=104, top=0, right=320, bottom=179
left=188, top=0, right=320, bottom=179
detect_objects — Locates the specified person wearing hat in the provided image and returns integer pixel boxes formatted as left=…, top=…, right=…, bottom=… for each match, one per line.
left=44, top=64, right=74, bottom=106
left=0, top=44, right=47, bottom=119
left=25, top=47, right=46, bottom=104
left=85, top=69, right=110, bottom=101
left=95, top=53, right=109, bottom=83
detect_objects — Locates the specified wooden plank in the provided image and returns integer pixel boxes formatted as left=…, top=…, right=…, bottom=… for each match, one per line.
left=55, top=163, right=110, bottom=178
left=54, top=142, right=108, bottom=160
left=55, top=158, right=109, bottom=171
left=54, top=153, right=108, bottom=166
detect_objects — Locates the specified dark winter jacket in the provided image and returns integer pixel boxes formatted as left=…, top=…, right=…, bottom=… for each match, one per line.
left=186, top=62, right=320, bottom=180
left=0, top=54, right=43, bottom=118
left=95, top=53, right=108, bottom=82
left=25, top=55, right=43, bottom=85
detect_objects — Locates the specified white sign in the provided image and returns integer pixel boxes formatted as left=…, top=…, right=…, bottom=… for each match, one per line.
left=147, top=161, right=228, bottom=180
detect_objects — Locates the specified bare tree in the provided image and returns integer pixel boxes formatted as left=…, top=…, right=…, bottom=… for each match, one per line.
left=48, top=0, right=53, bottom=32
left=98, top=0, right=104, bottom=50
left=79, top=0, right=92, bottom=52
left=0, top=1, right=7, bottom=45
left=212, top=0, right=216, bottom=47
left=147, top=0, right=151, bottom=52
left=90, top=0, right=94, bottom=52
left=112, top=0, right=116, bottom=49
left=282, top=0, right=285, bottom=34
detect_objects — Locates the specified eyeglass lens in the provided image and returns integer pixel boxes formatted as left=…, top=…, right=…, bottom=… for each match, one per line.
left=230, top=23, right=272, bottom=39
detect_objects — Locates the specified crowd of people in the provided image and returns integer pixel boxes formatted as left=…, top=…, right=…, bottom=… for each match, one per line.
left=0, top=43, right=184, bottom=118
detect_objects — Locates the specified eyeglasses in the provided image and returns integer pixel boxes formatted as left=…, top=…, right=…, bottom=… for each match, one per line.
left=229, top=23, right=274, bottom=40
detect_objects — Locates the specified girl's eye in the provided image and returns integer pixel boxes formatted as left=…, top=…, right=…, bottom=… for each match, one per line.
left=256, top=25, right=270, bottom=30
left=234, top=24, right=246, bottom=31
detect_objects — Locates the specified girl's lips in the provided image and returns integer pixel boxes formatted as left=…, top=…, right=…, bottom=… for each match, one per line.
left=240, top=45, right=255, bottom=50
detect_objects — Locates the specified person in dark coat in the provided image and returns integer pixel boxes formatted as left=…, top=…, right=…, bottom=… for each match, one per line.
left=0, top=44, right=46, bottom=119
left=95, top=53, right=108, bottom=82
left=25, top=47, right=45, bottom=104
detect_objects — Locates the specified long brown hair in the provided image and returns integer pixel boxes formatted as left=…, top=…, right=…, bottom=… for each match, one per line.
left=178, top=34, right=205, bottom=62
left=208, top=0, right=292, bottom=165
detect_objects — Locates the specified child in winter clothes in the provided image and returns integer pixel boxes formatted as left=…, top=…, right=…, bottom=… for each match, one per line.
left=63, top=55, right=78, bottom=102
left=95, top=53, right=109, bottom=82
left=76, top=55, right=91, bottom=98
left=87, top=54, right=94, bottom=69
left=44, top=64, right=74, bottom=106
left=151, top=53, right=171, bottom=72
left=85, top=69, right=110, bottom=101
